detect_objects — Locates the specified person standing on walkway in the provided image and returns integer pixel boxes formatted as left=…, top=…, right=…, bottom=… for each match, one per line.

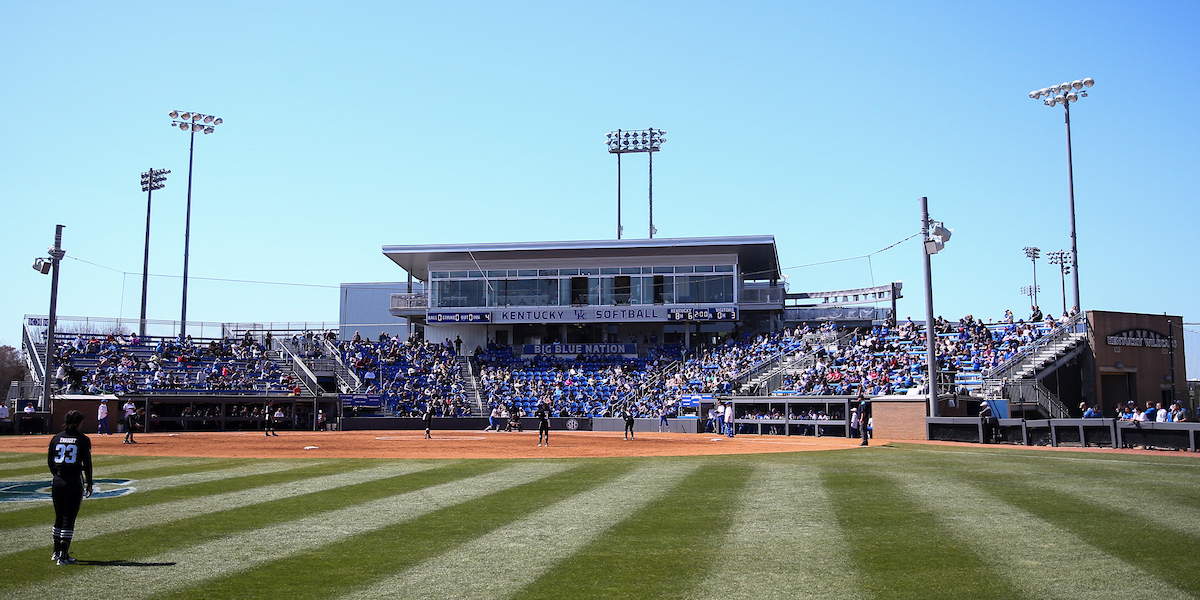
left=724, top=402, right=736, bottom=437
left=96, top=400, right=110, bottom=436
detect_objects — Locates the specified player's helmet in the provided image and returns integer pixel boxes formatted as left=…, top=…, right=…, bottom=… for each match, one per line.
left=64, top=410, right=85, bottom=428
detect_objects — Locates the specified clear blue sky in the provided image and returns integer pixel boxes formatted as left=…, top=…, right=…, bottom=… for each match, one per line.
left=3, top=1, right=1197, bottom=377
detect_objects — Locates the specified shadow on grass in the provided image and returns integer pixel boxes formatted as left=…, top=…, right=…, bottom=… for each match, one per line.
left=75, top=559, right=177, bottom=567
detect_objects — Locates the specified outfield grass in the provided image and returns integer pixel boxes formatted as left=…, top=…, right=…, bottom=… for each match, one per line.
left=1, top=443, right=1198, bottom=599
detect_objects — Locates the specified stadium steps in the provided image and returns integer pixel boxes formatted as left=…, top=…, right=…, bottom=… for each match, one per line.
left=458, top=357, right=485, bottom=416
left=983, top=377, right=1071, bottom=419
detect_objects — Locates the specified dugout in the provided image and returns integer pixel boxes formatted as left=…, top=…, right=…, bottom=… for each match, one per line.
left=719, top=396, right=856, bottom=437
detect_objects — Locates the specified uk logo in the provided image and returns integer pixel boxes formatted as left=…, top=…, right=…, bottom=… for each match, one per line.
left=0, top=478, right=137, bottom=502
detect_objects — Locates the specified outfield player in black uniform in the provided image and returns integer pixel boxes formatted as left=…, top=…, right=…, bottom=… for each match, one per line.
left=536, top=400, right=551, bottom=447
left=48, top=410, right=92, bottom=565
left=264, top=401, right=277, bottom=437
left=422, top=403, right=434, bottom=439
left=622, top=406, right=635, bottom=440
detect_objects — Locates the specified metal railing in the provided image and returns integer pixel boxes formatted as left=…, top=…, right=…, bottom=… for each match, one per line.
left=391, top=293, right=429, bottom=310
left=321, top=337, right=363, bottom=392
left=985, top=377, right=1071, bottom=419
left=276, top=339, right=326, bottom=397
left=983, top=312, right=1089, bottom=380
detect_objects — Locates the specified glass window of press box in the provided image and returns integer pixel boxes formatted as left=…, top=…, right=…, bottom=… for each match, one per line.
left=427, top=266, right=736, bottom=308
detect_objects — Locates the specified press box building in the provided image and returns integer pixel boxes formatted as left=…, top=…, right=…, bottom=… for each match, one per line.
left=377, top=236, right=788, bottom=355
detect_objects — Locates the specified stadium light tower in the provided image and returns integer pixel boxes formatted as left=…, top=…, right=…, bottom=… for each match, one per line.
left=32, top=225, right=65, bottom=411
left=1020, top=285, right=1041, bottom=312
left=1023, top=246, right=1040, bottom=309
left=1047, top=250, right=1071, bottom=316
left=1029, top=77, right=1093, bottom=313
left=168, top=111, right=222, bottom=337
left=920, top=197, right=952, bottom=418
left=138, top=168, right=169, bottom=337
left=605, top=128, right=665, bottom=239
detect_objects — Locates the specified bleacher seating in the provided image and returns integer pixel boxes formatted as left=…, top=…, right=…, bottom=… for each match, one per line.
left=51, top=333, right=296, bottom=396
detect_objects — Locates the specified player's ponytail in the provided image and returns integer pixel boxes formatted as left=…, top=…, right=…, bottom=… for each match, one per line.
left=64, top=410, right=85, bottom=430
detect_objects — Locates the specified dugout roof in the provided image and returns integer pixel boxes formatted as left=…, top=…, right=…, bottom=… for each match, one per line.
left=382, top=235, right=781, bottom=282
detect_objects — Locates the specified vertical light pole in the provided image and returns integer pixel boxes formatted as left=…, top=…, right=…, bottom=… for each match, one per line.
left=1020, top=285, right=1041, bottom=312
left=605, top=128, right=665, bottom=238
left=32, top=225, right=65, bottom=411
left=1030, top=78, right=1093, bottom=312
left=138, top=168, right=169, bottom=337
left=1023, top=246, right=1041, bottom=310
left=1047, top=250, right=1071, bottom=316
left=921, top=197, right=952, bottom=417
left=168, top=111, right=222, bottom=337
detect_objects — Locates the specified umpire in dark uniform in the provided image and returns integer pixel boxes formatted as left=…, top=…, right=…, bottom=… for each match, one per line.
left=536, top=399, right=551, bottom=447
left=622, top=406, right=635, bottom=440
left=48, top=410, right=92, bottom=565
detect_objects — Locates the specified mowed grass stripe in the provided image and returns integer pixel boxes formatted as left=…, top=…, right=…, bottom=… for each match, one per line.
left=0, top=455, right=218, bottom=481
left=15, top=461, right=572, bottom=600
left=0, top=452, right=41, bottom=463
left=821, top=463, right=1023, bottom=600
left=1032, top=475, right=1200, bottom=538
left=343, top=460, right=699, bottom=600
left=695, top=462, right=866, bottom=600
left=895, top=470, right=1194, bottom=600
left=511, top=460, right=751, bottom=600
left=0, top=458, right=53, bottom=472
left=175, top=460, right=636, bottom=600
left=0, top=458, right=318, bottom=516
left=2, top=460, right=488, bottom=596
left=0, top=459, right=346, bottom=531
left=967, top=472, right=1200, bottom=595
left=0, top=460, right=428, bottom=556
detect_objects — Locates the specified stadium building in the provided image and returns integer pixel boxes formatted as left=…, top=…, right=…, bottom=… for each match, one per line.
left=370, top=235, right=894, bottom=355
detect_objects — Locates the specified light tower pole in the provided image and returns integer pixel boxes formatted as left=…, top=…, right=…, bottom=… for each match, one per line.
left=1030, top=78, right=1093, bottom=312
left=138, top=168, right=169, bottom=337
left=32, top=225, right=65, bottom=411
left=168, top=111, right=222, bottom=337
left=605, top=128, right=665, bottom=238
left=1023, top=246, right=1041, bottom=310
left=1047, top=250, right=1071, bottom=316
left=921, top=197, right=952, bottom=418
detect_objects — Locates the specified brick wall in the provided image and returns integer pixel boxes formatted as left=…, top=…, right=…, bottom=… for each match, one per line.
left=872, top=399, right=927, bottom=440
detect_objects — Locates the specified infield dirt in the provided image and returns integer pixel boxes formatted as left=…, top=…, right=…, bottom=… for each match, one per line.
left=0, top=430, right=871, bottom=459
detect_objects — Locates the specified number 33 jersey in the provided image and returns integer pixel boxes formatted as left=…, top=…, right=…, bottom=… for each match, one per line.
left=48, top=432, right=92, bottom=479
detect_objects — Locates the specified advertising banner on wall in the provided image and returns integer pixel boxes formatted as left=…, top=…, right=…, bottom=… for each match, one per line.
left=340, top=394, right=383, bottom=408
left=523, top=343, right=637, bottom=355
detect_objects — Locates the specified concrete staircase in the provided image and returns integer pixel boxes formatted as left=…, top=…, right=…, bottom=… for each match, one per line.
left=981, top=312, right=1089, bottom=419
left=458, top=357, right=485, bottom=416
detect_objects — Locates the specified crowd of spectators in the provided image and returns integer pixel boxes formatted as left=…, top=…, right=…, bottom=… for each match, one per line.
left=476, top=350, right=659, bottom=418
left=51, top=332, right=294, bottom=395
left=338, top=332, right=470, bottom=417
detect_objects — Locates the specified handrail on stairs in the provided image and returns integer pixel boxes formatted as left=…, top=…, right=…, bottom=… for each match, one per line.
left=983, top=311, right=1089, bottom=380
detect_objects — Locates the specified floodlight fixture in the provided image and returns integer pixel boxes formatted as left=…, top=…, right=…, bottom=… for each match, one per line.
left=605, top=127, right=666, bottom=239
left=167, top=110, right=223, bottom=336
left=1023, top=246, right=1041, bottom=308
left=1030, top=78, right=1092, bottom=312
left=1047, top=250, right=1072, bottom=315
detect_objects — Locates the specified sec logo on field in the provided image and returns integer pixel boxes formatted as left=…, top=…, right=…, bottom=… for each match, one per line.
left=565, top=419, right=580, bottom=431
left=0, top=478, right=137, bottom=502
